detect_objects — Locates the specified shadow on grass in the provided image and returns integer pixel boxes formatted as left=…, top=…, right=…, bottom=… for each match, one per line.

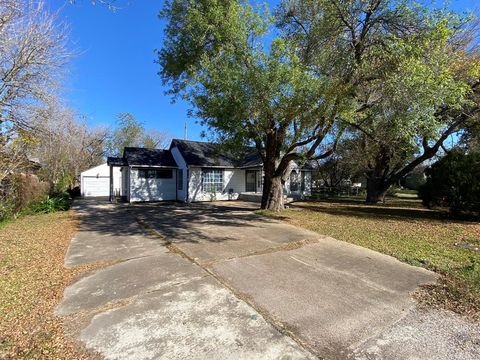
left=290, top=198, right=478, bottom=223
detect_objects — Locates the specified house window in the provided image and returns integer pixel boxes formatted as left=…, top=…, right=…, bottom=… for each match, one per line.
left=290, top=170, right=299, bottom=192
left=178, top=169, right=183, bottom=190
left=202, top=169, right=223, bottom=193
left=138, top=169, right=173, bottom=179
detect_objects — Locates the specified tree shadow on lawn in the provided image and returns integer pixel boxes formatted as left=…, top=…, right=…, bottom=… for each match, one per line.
left=290, top=198, right=478, bottom=224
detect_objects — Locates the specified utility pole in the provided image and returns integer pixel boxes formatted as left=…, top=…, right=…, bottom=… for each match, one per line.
left=184, top=121, right=188, bottom=140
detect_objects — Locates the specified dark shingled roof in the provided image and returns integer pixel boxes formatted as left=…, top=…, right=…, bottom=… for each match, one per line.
left=239, top=152, right=263, bottom=168
left=107, top=157, right=127, bottom=166
left=122, top=147, right=178, bottom=167
left=170, top=139, right=313, bottom=169
left=170, top=139, right=238, bottom=167
left=112, top=139, right=313, bottom=169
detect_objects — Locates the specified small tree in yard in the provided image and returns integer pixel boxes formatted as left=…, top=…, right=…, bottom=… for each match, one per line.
left=419, top=151, right=480, bottom=215
left=106, top=112, right=169, bottom=156
left=159, top=0, right=478, bottom=210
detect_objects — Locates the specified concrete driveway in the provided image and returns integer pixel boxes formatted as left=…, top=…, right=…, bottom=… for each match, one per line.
left=57, top=200, right=480, bottom=360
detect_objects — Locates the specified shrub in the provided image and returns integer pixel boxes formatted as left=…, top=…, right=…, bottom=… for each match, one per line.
left=55, top=172, right=74, bottom=193
left=67, top=186, right=81, bottom=198
left=25, top=192, right=72, bottom=214
left=419, top=151, right=480, bottom=215
left=403, top=167, right=426, bottom=190
left=13, top=174, right=50, bottom=212
left=0, top=174, right=50, bottom=221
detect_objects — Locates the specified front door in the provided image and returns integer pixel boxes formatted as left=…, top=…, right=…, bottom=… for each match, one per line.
left=245, top=170, right=257, bottom=192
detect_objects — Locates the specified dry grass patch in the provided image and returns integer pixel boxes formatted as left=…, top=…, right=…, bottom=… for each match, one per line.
left=259, top=198, right=480, bottom=321
left=0, top=211, right=106, bottom=359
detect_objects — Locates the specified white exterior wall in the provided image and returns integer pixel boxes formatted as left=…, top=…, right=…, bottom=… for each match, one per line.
left=81, top=163, right=121, bottom=197
left=284, top=162, right=312, bottom=197
left=129, top=168, right=177, bottom=202
left=188, top=167, right=245, bottom=202
left=170, top=146, right=188, bottom=202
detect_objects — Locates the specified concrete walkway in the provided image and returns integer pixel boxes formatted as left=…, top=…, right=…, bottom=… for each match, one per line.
left=57, top=200, right=480, bottom=360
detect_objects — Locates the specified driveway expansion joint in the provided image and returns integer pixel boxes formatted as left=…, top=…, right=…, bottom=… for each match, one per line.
left=62, top=200, right=478, bottom=360
left=134, top=215, right=321, bottom=359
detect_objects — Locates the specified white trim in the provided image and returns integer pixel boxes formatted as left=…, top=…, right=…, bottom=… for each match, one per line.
left=129, top=165, right=178, bottom=168
left=197, top=165, right=236, bottom=169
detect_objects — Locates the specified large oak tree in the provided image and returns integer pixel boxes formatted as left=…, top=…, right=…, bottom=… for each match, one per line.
left=158, top=0, right=477, bottom=209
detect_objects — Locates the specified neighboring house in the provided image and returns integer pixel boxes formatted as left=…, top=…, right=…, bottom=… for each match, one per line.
left=103, top=139, right=312, bottom=203
left=81, top=163, right=122, bottom=198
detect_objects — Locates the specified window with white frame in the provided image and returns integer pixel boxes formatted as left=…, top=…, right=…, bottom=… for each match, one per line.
left=202, top=169, right=223, bottom=193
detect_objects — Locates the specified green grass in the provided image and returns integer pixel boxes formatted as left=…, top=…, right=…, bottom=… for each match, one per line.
left=395, top=188, right=419, bottom=195
left=394, top=189, right=419, bottom=199
left=261, top=198, right=480, bottom=320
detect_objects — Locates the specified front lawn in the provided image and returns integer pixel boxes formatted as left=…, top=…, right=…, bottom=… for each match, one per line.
left=259, top=198, right=480, bottom=321
left=0, top=211, right=98, bottom=359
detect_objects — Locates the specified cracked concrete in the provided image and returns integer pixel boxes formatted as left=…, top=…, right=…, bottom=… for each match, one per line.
left=58, top=199, right=315, bottom=359
left=56, top=254, right=206, bottom=316
left=210, top=241, right=435, bottom=359
left=80, top=276, right=314, bottom=360
left=57, top=199, right=480, bottom=360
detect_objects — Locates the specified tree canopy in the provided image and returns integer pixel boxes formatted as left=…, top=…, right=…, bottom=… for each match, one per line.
left=106, top=112, right=169, bottom=157
left=159, top=0, right=479, bottom=209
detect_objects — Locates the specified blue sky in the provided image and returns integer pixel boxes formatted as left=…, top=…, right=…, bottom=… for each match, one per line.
left=49, top=0, right=479, bottom=142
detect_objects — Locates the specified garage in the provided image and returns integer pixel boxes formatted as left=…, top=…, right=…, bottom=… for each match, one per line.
left=81, top=163, right=122, bottom=198
left=82, top=176, right=110, bottom=197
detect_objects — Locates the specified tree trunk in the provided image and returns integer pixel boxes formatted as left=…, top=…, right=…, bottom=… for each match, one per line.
left=263, top=175, right=284, bottom=211
left=260, top=130, right=287, bottom=211
left=365, top=177, right=388, bottom=204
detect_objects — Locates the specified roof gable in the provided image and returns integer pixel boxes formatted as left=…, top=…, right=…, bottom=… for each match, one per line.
left=171, top=139, right=238, bottom=167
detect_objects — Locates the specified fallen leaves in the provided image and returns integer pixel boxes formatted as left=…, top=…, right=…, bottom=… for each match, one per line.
left=0, top=211, right=100, bottom=359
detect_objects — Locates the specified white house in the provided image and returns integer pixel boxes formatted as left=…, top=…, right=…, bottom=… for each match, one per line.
left=80, top=163, right=122, bottom=198
left=105, top=139, right=312, bottom=203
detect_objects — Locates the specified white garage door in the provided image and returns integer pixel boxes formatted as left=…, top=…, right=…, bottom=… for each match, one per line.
left=83, top=176, right=110, bottom=197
